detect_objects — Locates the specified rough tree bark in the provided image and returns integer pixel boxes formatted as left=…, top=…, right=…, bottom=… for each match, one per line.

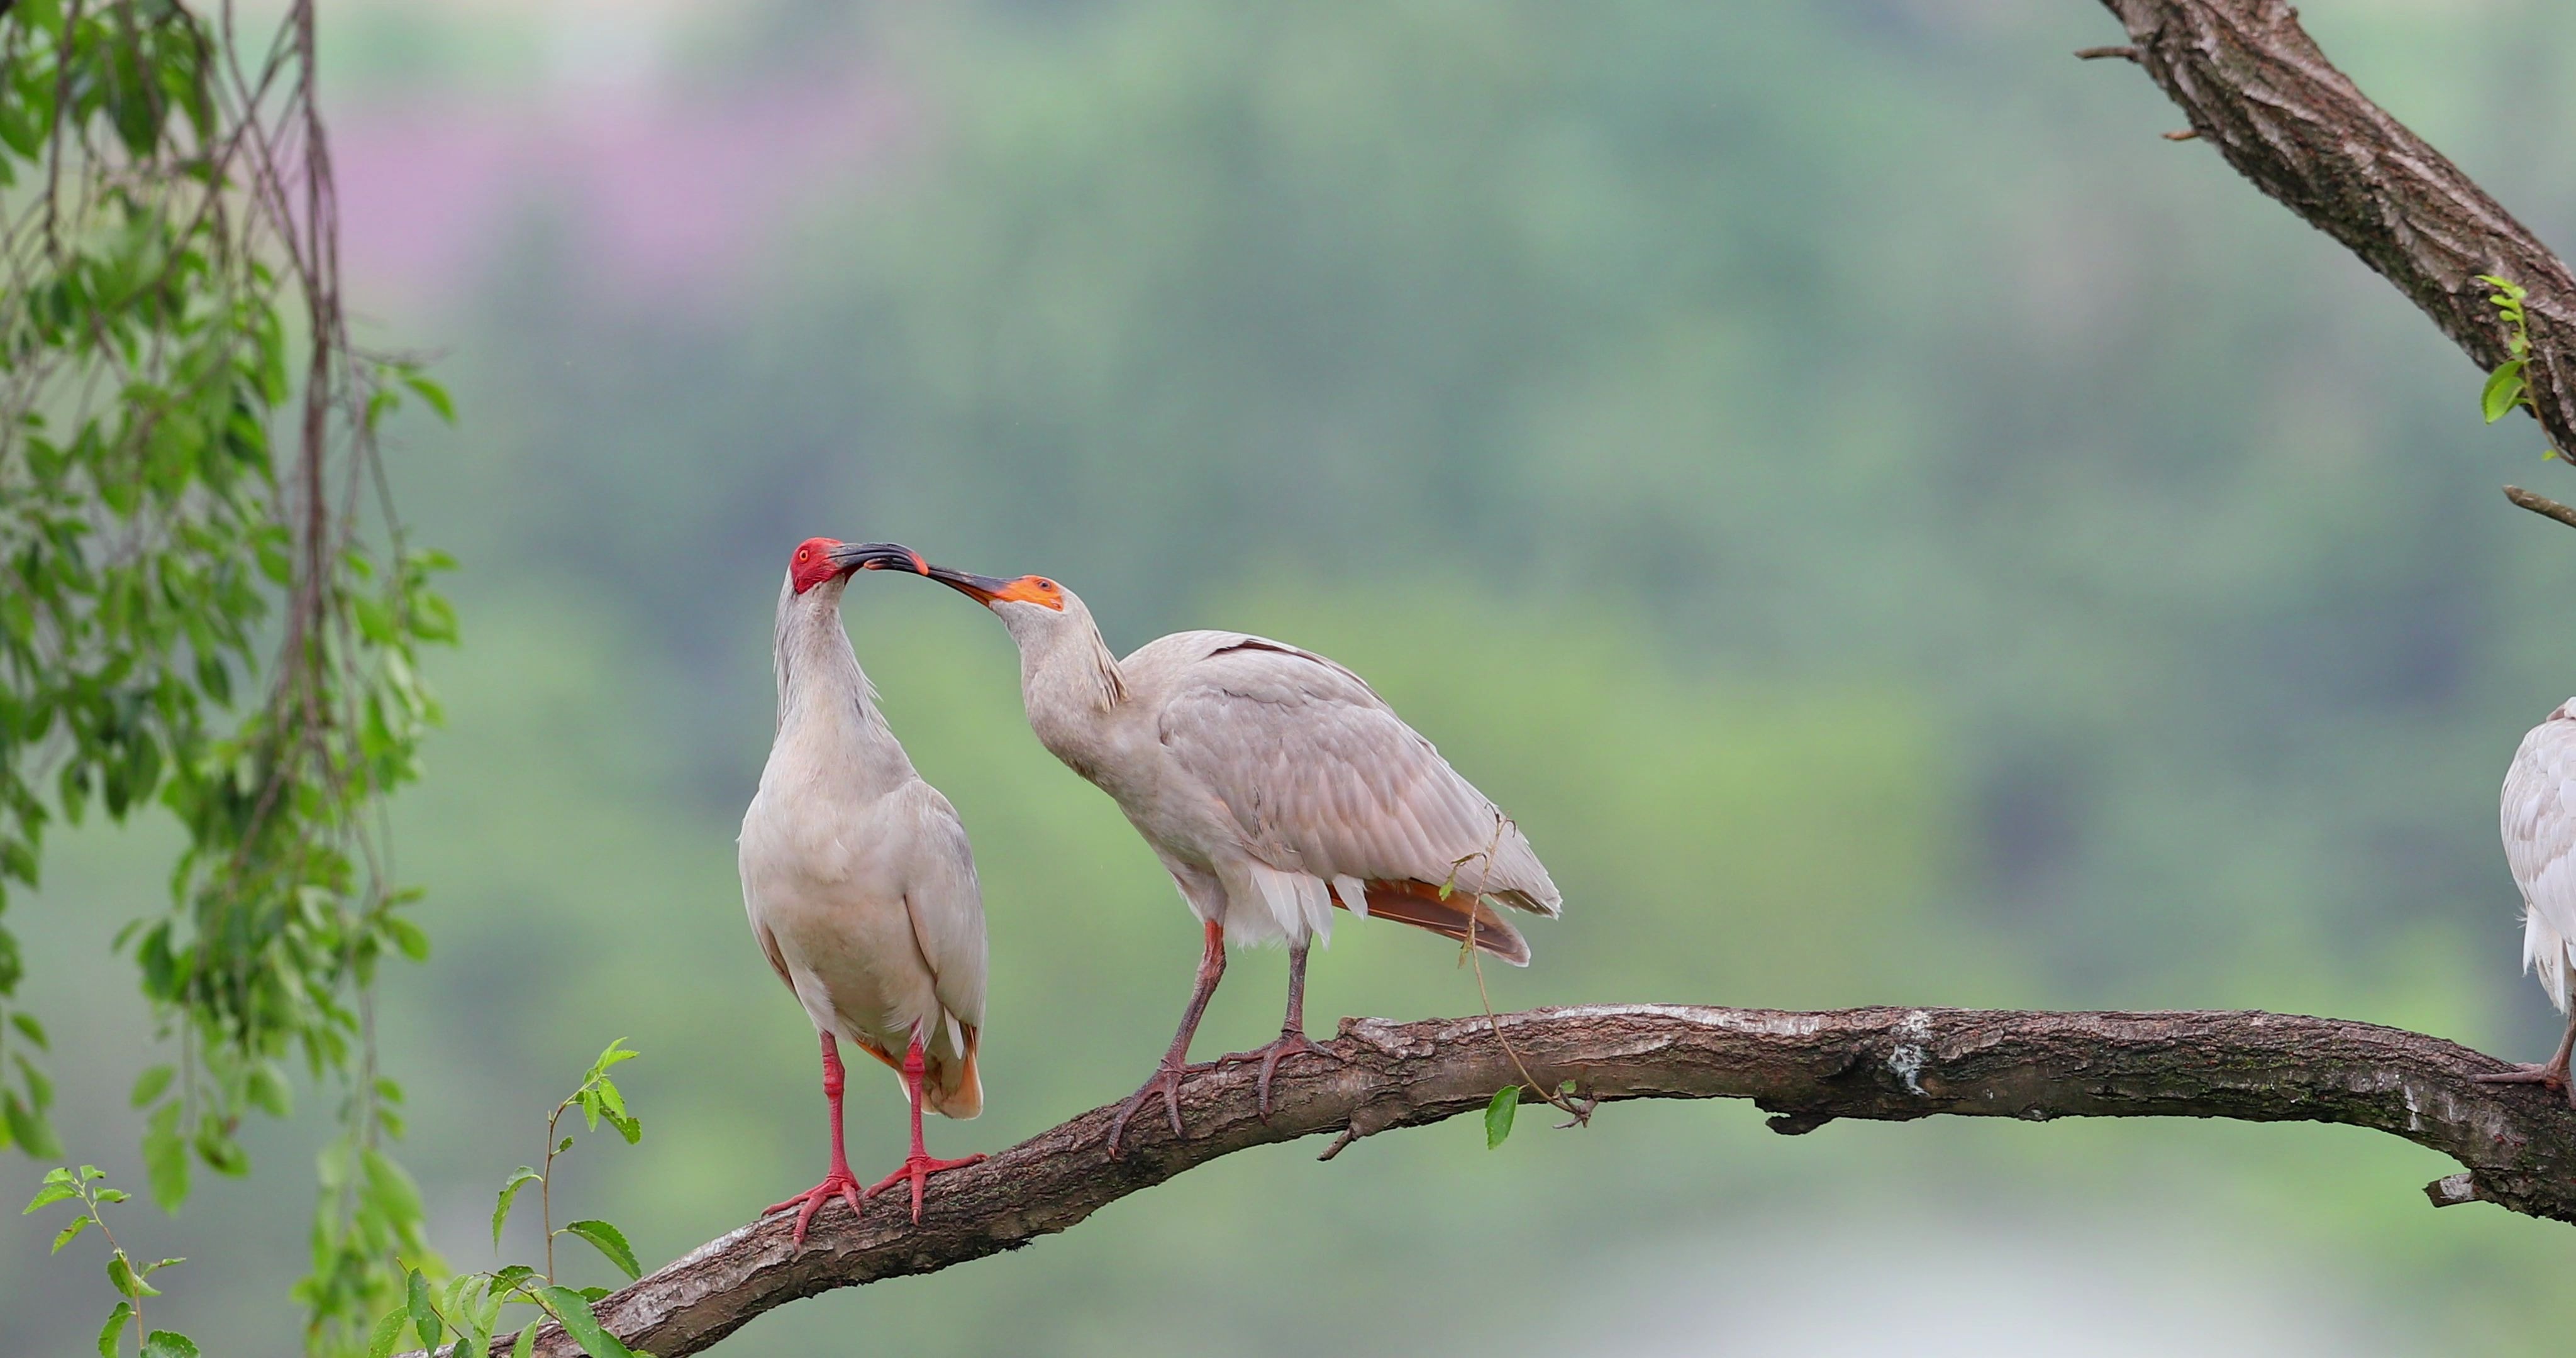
left=410, top=6, right=2576, bottom=1355
left=458, top=1005, right=2570, bottom=1358
left=2089, top=0, right=2576, bottom=466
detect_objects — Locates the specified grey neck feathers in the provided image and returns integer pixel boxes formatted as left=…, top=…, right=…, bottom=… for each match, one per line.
left=1022, top=611, right=1128, bottom=717
left=770, top=580, right=900, bottom=758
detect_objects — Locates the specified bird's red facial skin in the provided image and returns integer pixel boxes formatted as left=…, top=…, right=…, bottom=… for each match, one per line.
left=993, top=576, right=1065, bottom=610
left=789, top=537, right=844, bottom=595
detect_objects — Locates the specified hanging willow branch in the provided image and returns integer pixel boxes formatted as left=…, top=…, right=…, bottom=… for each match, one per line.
left=0, top=1, right=452, bottom=1347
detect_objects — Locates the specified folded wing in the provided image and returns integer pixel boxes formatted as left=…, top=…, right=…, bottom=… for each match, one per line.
left=1156, top=637, right=1558, bottom=961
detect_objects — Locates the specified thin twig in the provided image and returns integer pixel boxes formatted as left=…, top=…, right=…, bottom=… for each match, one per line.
left=2504, top=483, right=2576, bottom=530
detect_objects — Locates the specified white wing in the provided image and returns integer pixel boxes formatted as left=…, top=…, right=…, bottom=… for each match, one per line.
left=895, top=780, right=989, bottom=1117
left=2503, top=707, right=2576, bottom=1013
left=1154, top=636, right=1560, bottom=916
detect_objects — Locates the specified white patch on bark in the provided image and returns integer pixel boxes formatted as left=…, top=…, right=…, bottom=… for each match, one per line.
left=1889, top=1010, right=1933, bottom=1095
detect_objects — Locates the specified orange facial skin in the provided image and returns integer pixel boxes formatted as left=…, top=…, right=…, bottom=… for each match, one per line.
left=921, top=566, right=1066, bottom=611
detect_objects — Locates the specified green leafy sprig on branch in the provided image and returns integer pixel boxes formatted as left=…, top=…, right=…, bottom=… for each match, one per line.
left=25, top=1164, right=197, bottom=1358
left=2475, top=273, right=2564, bottom=458
left=0, top=1, right=457, bottom=1350
left=373, top=1042, right=653, bottom=1358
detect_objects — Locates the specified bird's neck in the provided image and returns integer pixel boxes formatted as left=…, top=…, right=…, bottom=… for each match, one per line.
left=772, top=597, right=913, bottom=783
left=1018, top=615, right=1128, bottom=777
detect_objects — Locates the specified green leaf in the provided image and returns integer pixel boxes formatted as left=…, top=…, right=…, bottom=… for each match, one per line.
left=1483, top=1085, right=1520, bottom=1149
left=109, top=1252, right=160, bottom=1297
left=364, top=1148, right=426, bottom=1230
left=366, top=1306, right=409, bottom=1358
left=561, top=1219, right=641, bottom=1280
left=130, top=1065, right=174, bottom=1108
left=493, top=1166, right=541, bottom=1247
left=441, top=1271, right=484, bottom=1326
left=245, top=1061, right=292, bottom=1118
left=11, top=1012, right=47, bottom=1048
left=2484, top=360, right=2528, bottom=423
left=538, top=1285, right=636, bottom=1358
left=143, top=1102, right=188, bottom=1209
left=24, top=1180, right=77, bottom=1213
left=384, top=914, right=431, bottom=961
left=52, top=1212, right=91, bottom=1253
left=97, top=1301, right=133, bottom=1358
left=3, top=1090, right=58, bottom=1157
left=402, top=375, right=458, bottom=424
left=511, top=1323, right=540, bottom=1358
left=141, top=1331, right=199, bottom=1358
left=408, top=1267, right=443, bottom=1350
left=589, top=1039, right=638, bottom=1078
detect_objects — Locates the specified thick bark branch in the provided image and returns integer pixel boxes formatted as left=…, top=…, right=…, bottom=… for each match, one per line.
left=468, top=1004, right=2568, bottom=1358
left=2092, top=0, right=2576, bottom=456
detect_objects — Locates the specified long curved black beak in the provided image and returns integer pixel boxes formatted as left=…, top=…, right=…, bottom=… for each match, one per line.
left=921, top=563, right=1014, bottom=606
left=825, top=541, right=928, bottom=575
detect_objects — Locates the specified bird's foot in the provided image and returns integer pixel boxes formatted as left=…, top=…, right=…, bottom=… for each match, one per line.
left=1105, top=1057, right=1213, bottom=1158
left=859, top=1151, right=986, bottom=1224
left=763, top=1170, right=865, bottom=1249
left=2473, top=1062, right=2576, bottom=1108
left=1217, top=1031, right=1343, bottom=1119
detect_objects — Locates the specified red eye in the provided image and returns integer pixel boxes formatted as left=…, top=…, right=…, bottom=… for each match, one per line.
left=796, top=548, right=809, bottom=561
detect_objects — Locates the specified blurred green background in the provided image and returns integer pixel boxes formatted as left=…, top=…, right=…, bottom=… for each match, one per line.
left=11, top=1, right=2576, bottom=1352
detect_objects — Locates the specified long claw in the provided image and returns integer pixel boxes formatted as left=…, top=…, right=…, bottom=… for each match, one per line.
left=1218, top=1032, right=1342, bottom=1120
left=860, top=1151, right=985, bottom=1223
left=766, top=1172, right=865, bottom=1249
left=2473, top=1063, right=2570, bottom=1090
left=1106, top=1059, right=1202, bottom=1158
left=2473, top=1060, right=2576, bottom=1108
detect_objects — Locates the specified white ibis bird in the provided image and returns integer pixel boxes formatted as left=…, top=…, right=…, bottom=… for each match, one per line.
left=891, top=561, right=1558, bottom=1154
left=2484, top=698, right=2576, bottom=1107
left=740, top=538, right=988, bottom=1239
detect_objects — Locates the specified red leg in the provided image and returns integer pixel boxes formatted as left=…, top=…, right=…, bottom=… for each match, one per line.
left=763, top=1032, right=864, bottom=1247
left=1106, top=919, right=1227, bottom=1157
left=2476, top=1008, right=2576, bottom=1108
left=1216, top=941, right=1342, bottom=1118
left=858, top=1035, right=985, bottom=1222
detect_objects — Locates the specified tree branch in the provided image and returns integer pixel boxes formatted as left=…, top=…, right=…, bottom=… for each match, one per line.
left=2090, top=0, right=2576, bottom=458
left=2504, top=483, right=2576, bottom=531
left=463, top=1004, right=2571, bottom=1358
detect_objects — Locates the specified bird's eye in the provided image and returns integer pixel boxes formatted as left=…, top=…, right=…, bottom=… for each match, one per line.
left=1038, top=579, right=1055, bottom=590
left=796, top=548, right=809, bottom=561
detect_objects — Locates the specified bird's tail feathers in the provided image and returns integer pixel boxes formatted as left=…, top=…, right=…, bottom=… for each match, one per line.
left=1341, top=878, right=1533, bottom=966
left=924, top=1022, right=982, bottom=1120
